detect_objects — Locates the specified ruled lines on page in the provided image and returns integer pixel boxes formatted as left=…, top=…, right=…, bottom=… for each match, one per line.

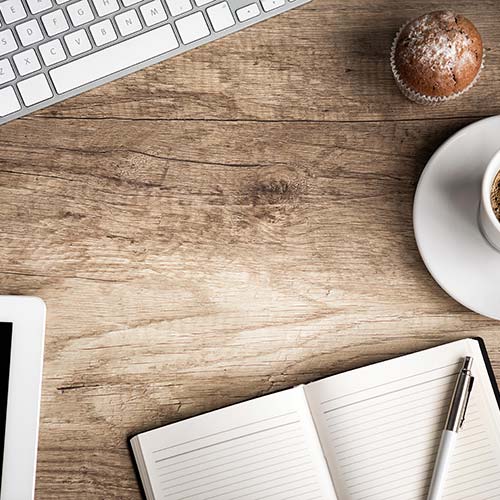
left=136, top=386, right=337, bottom=500
left=325, top=368, right=499, bottom=500
left=306, top=340, right=500, bottom=500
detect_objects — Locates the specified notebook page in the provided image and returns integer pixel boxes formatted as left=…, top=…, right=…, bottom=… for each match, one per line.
left=305, top=339, right=500, bottom=500
left=135, top=386, right=337, bottom=500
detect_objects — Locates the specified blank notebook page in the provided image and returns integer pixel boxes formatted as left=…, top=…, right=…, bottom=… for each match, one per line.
left=306, top=339, right=500, bottom=500
left=133, top=386, right=337, bottom=500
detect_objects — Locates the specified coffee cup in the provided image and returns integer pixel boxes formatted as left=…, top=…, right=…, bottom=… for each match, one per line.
left=479, top=149, right=500, bottom=252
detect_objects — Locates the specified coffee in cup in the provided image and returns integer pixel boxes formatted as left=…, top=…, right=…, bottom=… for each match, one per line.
left=490, top=170, right=500, bottom=223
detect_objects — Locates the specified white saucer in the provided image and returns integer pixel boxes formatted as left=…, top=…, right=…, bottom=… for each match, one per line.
left=414, top=115, right=500, bottom=320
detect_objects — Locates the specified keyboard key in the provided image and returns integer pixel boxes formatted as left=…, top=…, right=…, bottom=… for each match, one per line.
left=260, top=0, right=284, bottom=11
left=90, top=19, right=117, bottom=45
left=194, top=0, right=212, bottom=6
left=121, top=0, right=141, bottom=6
left=39, top=39, right=66, bottom=65
left=175, top=11, right=209, bottom=44
left=0, top=0, right=27, bottom=23
left=140, top=0, right=167, bottom=26
left=67, top=0, right=94, bottom=26
left=18, top=74, right=53, bottom=106
left=42, top=10, right=69, bottom=36
left=0, top=87, right=20, bottom=117
left=0, top=29, right=18, bottom=56
left=26, top=0, right=53, bottom=14
left=236, top=3, right=259, bottom=21
left=50, top=24, right=179, bottom=94
left=115, top=9, right=142, bottom=36
left=165, top=0, right=191, bottom=17
left=64, top=29, right=91, bottom=55
left=206, top=1, right=234, bottom=32
left=16, top=19, right=44, bottom=47
left=55, top=0, right=70, bottom=4
left=0, top=59, right=15, bottom=84
left=13, top=48, right=41, bottom=76
left=92, top=0, right=119, bottom=15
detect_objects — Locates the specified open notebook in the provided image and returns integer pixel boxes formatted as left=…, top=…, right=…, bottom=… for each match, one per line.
left=130, top=338, right=500, bottom=500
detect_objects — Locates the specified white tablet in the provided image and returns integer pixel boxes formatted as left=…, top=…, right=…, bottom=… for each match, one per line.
left=0, top=296, right=46, bottom=500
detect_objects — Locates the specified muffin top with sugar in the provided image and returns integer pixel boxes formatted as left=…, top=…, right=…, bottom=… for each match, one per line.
left=394, top=11, right=483, bottom=97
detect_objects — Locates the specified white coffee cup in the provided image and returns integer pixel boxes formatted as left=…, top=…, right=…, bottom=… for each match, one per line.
left=479, top=149, right=500, bottom=252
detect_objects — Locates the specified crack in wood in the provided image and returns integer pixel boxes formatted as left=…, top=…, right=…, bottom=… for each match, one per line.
left=56, top=383, right=101, bottom=393
left=24, top=115, right=489, bottom=124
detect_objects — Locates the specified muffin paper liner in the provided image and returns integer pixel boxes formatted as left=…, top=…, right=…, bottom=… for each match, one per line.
left=390, top=21, right=485, bottom=105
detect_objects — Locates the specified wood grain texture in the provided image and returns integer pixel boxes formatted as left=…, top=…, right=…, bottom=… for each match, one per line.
left=0, top=0, right=499, bottom=498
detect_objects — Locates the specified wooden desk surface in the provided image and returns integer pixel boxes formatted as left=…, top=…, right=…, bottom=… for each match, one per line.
left=1, top=0, right=500, bottom=497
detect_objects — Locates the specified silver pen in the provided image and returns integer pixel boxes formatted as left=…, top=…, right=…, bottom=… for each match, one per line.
left=427, top=357, right=474, bottom=500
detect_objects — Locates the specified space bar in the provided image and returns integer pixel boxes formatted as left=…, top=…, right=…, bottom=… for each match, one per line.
left=50, top=25, right=179, bottom=94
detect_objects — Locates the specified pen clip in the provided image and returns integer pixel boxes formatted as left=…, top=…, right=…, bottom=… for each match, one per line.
left=459, top=376, right=474, bottom=429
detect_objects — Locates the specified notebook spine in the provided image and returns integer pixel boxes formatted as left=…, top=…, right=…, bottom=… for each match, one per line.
left=474, top=337, right=500, bottom=409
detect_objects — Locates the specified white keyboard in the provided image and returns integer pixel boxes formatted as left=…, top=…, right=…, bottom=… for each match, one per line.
left=0, top=0, right=310, bottom=125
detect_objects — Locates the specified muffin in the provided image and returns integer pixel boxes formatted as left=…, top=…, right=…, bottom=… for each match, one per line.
left=391, top=11, right=483, bottom=104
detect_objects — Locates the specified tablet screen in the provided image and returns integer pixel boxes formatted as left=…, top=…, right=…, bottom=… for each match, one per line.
left=0, top=323, right=12, bottom=486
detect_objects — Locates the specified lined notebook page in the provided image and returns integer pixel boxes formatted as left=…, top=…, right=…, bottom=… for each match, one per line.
left=133, top=386, right=337, bottom=500
left=306, top=339, right=500, bottom=500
